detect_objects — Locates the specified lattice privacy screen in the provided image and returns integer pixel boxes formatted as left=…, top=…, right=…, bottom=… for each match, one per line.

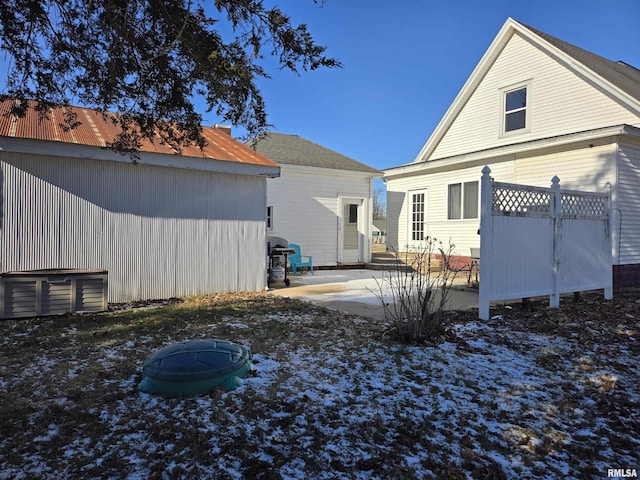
left=492, top=184, right=551, bottom=217
left=561, top=193, right=608, bottom=219
left=492, top=183, right=608, bottom=219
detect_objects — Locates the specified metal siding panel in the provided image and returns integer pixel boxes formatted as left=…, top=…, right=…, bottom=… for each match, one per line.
left=174, top=172, right=210, bottom=297
left=235, top=175, right=266, bottom=291
left=101, top=161, right=142, bottom=302
left=139, top=167, right=176, bottom=300
left=1, top=152, right=267, bottom=303
left=57, top=159, right=105, bottom=269
left=1, top=155, right=59, bottom=271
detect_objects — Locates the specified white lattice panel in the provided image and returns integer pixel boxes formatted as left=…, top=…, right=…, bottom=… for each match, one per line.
left=492, top=183, right=551, bottom=217
left=561, top=192, right=608, bottom=219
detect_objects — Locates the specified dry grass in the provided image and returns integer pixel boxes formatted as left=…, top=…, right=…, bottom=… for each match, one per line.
left=0, top=290, right=639, bottom=479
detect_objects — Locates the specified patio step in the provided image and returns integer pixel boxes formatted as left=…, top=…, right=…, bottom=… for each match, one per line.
left=366, top=251, right=442, bottom=272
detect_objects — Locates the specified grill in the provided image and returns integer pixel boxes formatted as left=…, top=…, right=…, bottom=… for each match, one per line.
left=267, top=236, right=295, bottom=287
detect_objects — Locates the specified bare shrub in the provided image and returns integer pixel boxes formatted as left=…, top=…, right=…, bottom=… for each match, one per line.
left=373, top=238, right=459, bottom=344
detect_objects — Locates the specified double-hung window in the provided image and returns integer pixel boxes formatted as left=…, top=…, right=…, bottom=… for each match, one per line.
left=448, top=181, right=478, bottom=220
left=501, top=81, right=531, bottom=134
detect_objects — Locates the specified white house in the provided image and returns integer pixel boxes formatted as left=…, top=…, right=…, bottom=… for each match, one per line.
left=0, top=100, right=280, bottom=304
left=252, top=133, right=380, bottom=267
left=383, top=18, right=640, bottom=286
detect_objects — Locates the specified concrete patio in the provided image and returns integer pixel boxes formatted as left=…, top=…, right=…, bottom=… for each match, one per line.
left=267, top=269, right=479, bottom=321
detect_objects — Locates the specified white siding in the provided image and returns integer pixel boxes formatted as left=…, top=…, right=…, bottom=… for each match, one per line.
left=514, top=141, right=616, bottom=190
left=386, top=161, right=515, bottom=255
left=389, top=142, right=619, bottom=260
left=617, top=141, right=640, bottom=264
left=430, top=32, right=640, bottom=160
left=1, top=152, right=267, bottom=302
left=266, top=166, right=372, bottom=266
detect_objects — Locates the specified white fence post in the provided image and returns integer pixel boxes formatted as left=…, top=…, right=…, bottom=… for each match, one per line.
left=479, top=166, right=493, bottom=320
left=605, top=182, right=613, bottom=300
left=550, top=175, right=561, bottom=309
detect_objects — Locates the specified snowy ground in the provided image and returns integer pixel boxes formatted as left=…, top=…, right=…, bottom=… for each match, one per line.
left=0, top=292, right=638, bottom=479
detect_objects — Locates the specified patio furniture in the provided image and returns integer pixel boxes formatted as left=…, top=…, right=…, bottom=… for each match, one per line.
left=288, top=243, right=314, bottom=275
left=469, top=247, right=480, bottom=284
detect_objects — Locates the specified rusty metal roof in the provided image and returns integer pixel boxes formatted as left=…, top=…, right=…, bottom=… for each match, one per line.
left=0, top=100, right=278, bottom=168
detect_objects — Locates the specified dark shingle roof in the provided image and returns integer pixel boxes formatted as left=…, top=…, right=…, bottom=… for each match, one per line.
left=520, top=22, right=640, bottom=102
left=249, top=132, right=380, bottom=174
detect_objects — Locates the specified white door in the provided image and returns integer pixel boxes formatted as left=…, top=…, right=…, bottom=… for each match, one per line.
left=340, top=198, right=364, bottom=263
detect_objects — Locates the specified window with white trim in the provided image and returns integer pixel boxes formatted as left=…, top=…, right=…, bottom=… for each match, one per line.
left=448, top=181, right=478, bottom=220
left=266, top=205, right=273, bottom=230
left=410, top=191, right=426, bottom=241
left=348, top=204, right=358, bottom=224
left=501, top=81, right=531, bottom=134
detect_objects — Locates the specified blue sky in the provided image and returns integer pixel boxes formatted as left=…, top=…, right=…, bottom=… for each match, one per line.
left=1, top=1, right=637, bottom=183
left=206, top=0, right=640, bottom=180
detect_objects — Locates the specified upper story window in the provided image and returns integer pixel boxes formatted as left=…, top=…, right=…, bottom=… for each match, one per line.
left=501, top=81, right=531, bottom=135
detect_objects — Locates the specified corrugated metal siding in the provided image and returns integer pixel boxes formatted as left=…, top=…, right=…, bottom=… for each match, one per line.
left=430, top=32, right=640, bottom=161
left=617, top=141, right=640, bottom=264
left=1, top=152, right=267, bottom=302
left=266, top=167, right=372, bottom=266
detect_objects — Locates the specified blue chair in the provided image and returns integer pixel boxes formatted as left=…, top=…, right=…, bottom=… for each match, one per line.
left=288, top=243, right=313, bottom=275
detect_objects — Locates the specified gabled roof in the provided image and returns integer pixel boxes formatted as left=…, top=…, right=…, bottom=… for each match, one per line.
left=0, top=100, right=278, bottom=170
left=410, top=17, right=640, bottom=165
left=524, top=23, right=640, bottom=103
left=250, top=132, right=381, bottom=175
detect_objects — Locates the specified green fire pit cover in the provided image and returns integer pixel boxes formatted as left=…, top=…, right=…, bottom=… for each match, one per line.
left=138, top=339, right=251, bottom=396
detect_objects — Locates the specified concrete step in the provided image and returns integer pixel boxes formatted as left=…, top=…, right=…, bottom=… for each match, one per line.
left=368, top=251, right=442, bottom=272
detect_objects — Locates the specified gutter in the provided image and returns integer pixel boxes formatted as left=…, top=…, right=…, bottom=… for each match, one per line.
left=384, top=124, right=640, bottom=180
left=0, top=136, right=281, bottom=178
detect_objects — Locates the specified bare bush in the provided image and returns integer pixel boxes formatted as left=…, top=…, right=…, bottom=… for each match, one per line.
left=373, top=238, right=459, bottom=344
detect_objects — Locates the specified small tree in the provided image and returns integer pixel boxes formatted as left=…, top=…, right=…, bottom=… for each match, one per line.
left=373, top=186, right=386, bottom=220
left=372, top=238, right=458, bottom=344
